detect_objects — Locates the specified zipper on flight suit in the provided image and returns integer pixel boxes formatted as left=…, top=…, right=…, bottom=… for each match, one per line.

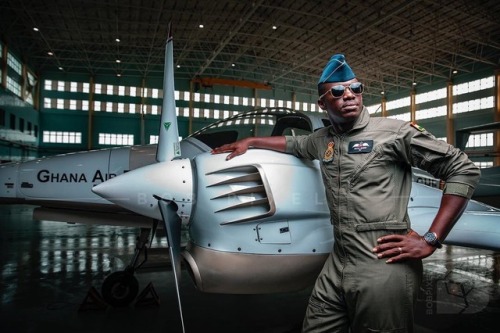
left=335, top=134, right=348, bottom=284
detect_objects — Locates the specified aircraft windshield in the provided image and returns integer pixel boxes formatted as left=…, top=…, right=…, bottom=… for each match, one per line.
left=189, top=108, right=314, bottom=149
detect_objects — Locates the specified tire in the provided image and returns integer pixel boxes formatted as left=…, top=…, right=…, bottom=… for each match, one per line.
left=101, top=271, right=139, bottom=307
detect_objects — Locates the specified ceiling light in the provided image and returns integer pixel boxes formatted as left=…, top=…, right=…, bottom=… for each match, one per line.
left=33, top=27, right=39, bottom=32
left=452, top=69, right=458, bottom=74
left=412, top=81, right=417, bottom=86
left=116, top=59, right=121, bottom=63
left=58, top=67, right=63, bottom=71
left=231, top=63, right=235, bottom=67
left=117, top=73, right=121, bottom=77
left=199, top=24, right=204, bottom=28
left=176, top=65, right=181, bottom=68
left=115, top=38, right=121, bottom=43
left=381, top=91, right=385, bottom=95
left=272, top=25, right=277, bottom=30
left=47, top=51, right=54, bottom=56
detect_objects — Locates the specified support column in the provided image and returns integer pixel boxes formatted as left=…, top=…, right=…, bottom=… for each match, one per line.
left=381, top=95, right=387, bottom=118
left=446, top=81, right=455, bottom=146
left=189, top=81, right=194, bottom=135
left=1, top=42, right=7, bottom=90
left=87, top=76, right=95, bottom=150
left=495, top=70, right=500, bottom=166
left=21, top=64, right=28, bottom=101
left=33, top=71, right=40, bottom=110
left=140, top=77, right=146, bottom=145
left=410, top=89, right=416, bottom=123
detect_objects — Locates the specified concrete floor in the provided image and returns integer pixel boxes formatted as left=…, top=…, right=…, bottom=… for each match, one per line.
left=1, top=204, right=499, bottom=333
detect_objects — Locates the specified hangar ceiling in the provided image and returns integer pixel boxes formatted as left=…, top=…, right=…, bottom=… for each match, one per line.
left=1, top=0, right=499, bottom=100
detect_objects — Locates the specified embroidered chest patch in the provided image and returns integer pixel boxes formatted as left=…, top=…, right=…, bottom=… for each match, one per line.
left=348, top=140, right=373, bottom=154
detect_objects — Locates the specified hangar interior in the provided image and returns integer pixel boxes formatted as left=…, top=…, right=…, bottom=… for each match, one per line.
left=0, top=0, right=499, bottom=163
left=0, top=1, right=500, bottom=333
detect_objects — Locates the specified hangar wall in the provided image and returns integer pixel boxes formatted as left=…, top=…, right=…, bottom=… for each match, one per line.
left=0, top=40, right=498, bottom=166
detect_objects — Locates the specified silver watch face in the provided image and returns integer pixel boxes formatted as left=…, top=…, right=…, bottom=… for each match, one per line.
left=424, top=232, right=437, bottom=244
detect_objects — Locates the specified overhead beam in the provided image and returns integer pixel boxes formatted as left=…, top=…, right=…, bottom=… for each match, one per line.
left=191, top=77, right=272, bottom=90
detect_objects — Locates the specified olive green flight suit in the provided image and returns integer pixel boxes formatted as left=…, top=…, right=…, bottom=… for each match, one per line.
left=285, top=107, right=480, bottom=333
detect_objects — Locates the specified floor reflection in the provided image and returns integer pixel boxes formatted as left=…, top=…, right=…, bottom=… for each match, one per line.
left=1, top=204, right=499, bottom=333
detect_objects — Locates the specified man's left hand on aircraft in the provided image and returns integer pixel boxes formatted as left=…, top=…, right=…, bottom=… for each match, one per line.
left=372, top=229, right=436, bottom=263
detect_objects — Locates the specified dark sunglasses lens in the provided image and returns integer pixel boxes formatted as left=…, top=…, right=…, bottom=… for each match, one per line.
left=351, top=82, right=363, bottom=94
left=330, top=85, right=346, bottom=97
left=330, top=83, right=363, bottom=97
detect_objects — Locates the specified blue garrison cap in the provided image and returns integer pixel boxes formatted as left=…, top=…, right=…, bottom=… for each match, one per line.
left=318, top=54, right=356, bottom=85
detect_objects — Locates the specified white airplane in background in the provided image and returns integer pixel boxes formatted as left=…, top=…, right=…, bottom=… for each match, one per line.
left=1, top=29, right=500, bottom=332
left=455, top=122, right=500, bottom=208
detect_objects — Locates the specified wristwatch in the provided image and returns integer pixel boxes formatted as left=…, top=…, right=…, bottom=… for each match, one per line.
left=423, top=231, right=442, bottom=248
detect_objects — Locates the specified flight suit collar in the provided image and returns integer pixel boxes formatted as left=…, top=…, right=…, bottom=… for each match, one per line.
left=328, top=106, right=370, bottom=136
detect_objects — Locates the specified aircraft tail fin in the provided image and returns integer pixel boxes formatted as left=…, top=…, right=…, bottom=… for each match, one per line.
left=156, top=23, right=181, bottom=162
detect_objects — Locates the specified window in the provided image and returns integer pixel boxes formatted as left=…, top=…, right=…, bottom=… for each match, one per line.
left=386, top=97, right=410, bottom=111
left=98, top=133, right=134, bottom=146
left=44, top=80, right=53, bottom=90
left=415, top=88, right=447, bottom=104
left=366, top=104, right=382, bottom=114
left=475, top=161, right=493, bottom=168
left=152, top=88, right=159, bottom=98
left=57, top=81, right=65, bottom=92
left=465, top=133, right=494, bottom=148
left=42, top=131, right=82, bottom=144
left=6, top=77, right=21, bottom=97
left=154, top=105, right=162, bottom=115
left=95, top=83, right=102, bottom=94
left=7, top=52, right=22, bottom=75
left=416, top=106, right=446, bottom=120
left=453, top=76, right=494, bottom=96
left=453, top=96, right=494, bottom=114
left=387, top=112, right=411, bottom=121
left=150, top=135, right=159, bottom=144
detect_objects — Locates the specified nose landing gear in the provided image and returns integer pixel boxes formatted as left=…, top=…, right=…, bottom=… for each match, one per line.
left=101, top=221, right=159, bottom=307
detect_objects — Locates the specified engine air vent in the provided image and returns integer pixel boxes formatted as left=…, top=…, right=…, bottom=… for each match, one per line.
left=206, top=166, right=275, bottom=225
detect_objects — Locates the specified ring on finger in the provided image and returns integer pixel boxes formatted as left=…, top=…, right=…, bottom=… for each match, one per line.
left=398, top=247, right=403, bottom=254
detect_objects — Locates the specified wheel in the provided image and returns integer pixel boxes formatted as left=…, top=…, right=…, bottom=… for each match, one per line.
left=101, top=271, right=139, bottom=307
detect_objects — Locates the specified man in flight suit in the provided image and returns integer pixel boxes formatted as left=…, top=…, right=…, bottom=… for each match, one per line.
left=211, top=54, right=480, bottom=332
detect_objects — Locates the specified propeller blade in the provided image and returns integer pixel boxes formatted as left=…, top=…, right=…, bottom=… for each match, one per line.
left=158, top=198, right=185, bottom=333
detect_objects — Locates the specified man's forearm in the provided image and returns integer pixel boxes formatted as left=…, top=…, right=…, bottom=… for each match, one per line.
left=245, top=136, right=287, bottom=152
left=427, top=193, right=469, bottom=242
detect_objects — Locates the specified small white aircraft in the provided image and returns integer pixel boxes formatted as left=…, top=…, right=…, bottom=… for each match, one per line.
left=1, top=29, right=500, bottom=332
left=455, top=122, right=500, bottom=208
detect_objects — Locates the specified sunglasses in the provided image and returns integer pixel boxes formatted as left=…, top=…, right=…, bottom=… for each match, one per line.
left=319, top=82, right=364, bottom=99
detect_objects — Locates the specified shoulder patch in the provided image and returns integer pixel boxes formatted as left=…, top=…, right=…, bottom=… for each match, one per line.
left=323, top=141, right=335, bottom=163
left=410, top=122, right=425, bottom=132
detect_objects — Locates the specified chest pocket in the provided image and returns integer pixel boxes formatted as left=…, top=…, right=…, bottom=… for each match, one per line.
left=349, top=145, right=388, bottom=188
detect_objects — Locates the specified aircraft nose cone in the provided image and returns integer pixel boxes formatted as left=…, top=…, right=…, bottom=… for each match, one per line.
left=92, top=159, right=193, bottom=220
